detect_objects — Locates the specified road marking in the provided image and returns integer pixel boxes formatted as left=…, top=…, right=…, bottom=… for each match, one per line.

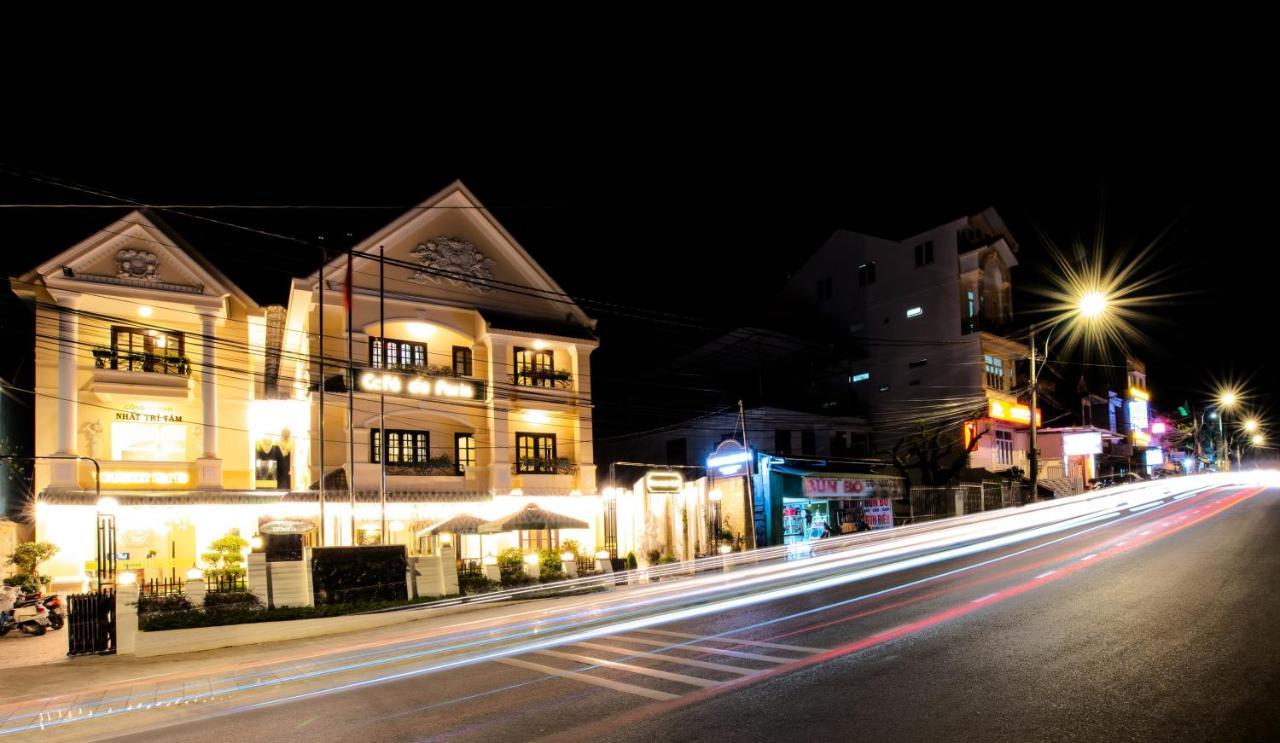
left=1140, top=531, right=1151, bottom=536
left=1080, top=553, right=1097, bottom=561
left=631, top=628, right=824, bottom=654
left=971, top=592, right=1000, bottom=603
left=1035, top=570, right=1057, bottom=579
left=496, top=658, right=678, bottom=701
left=1128, top=501, right=1165, bottom=513
left=611, top=635, right=794, bottom=663
left=569, top=642, right=757, bottom=676
left=1114, top=541, right=1127, bottom=546
left=534, top=650, right=720, bottom=687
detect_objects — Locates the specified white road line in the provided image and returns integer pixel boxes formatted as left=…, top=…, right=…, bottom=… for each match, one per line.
left=611, top=635, right=794, bottom=663
left=971, top=592, right=1000, bottom=603
left=534, top=650, right=720, bottom=687
left=632, top=628, right=824, bottom=654
left=1035, top=570, right=1057, bottom=579
left=1140, top=531, right=1152, bottom=536
left=1115, top=541, right=1127, bottom=546
left=1128, top=501, right=1165, bottom=513
left=496, top=658, right=678, bottom=701
left=1080, top=553, right=1097, bottom=561
left=569, top=642, right=756, bottom=676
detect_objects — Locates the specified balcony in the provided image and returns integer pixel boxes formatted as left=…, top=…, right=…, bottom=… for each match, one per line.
left=93, top=347, right=190, bottom=376
left=513, top=457, right=578, bottom=475
left=508, top=369, right=573, bottom=390
left=89, top=347, right=192, bottom=400
left=385, top=458, right=461, bottom=477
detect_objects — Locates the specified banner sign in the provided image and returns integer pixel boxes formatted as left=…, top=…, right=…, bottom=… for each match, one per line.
left=802, top=477, right=902, bottom=499
left=357, top=369, right=485, bottom=401
left=863, top=499, right=894, bottom=530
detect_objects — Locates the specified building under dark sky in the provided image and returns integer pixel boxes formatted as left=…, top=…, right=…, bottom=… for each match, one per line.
left=1, top=143, right=1274, bottom=442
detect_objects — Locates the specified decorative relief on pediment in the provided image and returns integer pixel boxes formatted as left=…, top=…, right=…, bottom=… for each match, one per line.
left=409, top=237, right=495, bottom=292
left=117, top=249, right=160, bottom=281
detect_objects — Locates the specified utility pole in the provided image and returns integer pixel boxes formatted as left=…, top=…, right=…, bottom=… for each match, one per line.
left=1028, top=325, right=1040, bottom=499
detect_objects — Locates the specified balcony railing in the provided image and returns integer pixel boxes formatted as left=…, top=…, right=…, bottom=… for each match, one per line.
left=93, top=347, right=190, bottom=376
left=384, top=458, right=460, bottom=476
left=508, top=369, right=573, bottom=389
left=513, top=457, right=578, bottom=475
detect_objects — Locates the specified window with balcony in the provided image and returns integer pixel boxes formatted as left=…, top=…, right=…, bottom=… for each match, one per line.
left=105, top=326, right=187, bottom=375
left=371, top=428, right=455, bottom=474
left=515, top=432, right=558, bottom=473
left=984, top=354, right=1006, bottom=390
left=995, top=429, right=1013, bottom=465
left=370, top=337, right=427, bottom=371
left=454, top=433, right=476, bottom=473
left=514, top=347, right=555, bottom=387
left=453, top=346, right=473, bottom=377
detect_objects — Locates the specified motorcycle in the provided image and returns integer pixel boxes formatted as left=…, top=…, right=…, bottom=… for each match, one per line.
left=0, top=585, right=53, bottom=636
left=9, top=591, right=63, bottom=630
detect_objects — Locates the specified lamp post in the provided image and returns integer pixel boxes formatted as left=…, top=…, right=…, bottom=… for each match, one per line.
left=1215, top=391, right=1239, bottom=471
left=1028, top=291, right=1109, bottom=499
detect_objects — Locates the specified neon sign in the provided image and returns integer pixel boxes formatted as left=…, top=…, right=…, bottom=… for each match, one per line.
left=358, top=370, right=484, bottom=401
left=988, top=400, right=1042, bottom=426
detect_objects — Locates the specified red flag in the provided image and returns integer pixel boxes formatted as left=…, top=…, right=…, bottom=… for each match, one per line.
left=343, top=251, right=353, bottom=312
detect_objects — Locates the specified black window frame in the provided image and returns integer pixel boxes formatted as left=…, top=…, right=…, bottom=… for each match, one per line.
left=858, top=262, right=877, bottom=286
left=371, top=428, right=430, bottom=464
left=369, top=336, right=427, bottom=371
left=513, top=347, right=555, bottom=387
left=454, top=432, right=476, bottom=474
left=515, top=432, right=558, bottom=473
left=110, top=325, right=186, bottom=373
left=452, top=346, right=473, bottom=377
left=914, top=240, right=934, bottom=267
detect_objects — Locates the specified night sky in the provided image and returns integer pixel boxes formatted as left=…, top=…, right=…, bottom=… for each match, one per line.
left=2, top=141, right=1274, bottom=438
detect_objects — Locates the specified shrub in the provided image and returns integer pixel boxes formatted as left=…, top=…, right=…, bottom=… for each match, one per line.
left=137, top=593, right=456, bottom=631
left=560, top=539, right=582, bottom=560
left=658, top=554, right=679, bottom=564
left=625, top=552, right=638, bottom=570
left=538, top=549, right=565, bottom=581
left=136, top=593, right=192, bottom=615
left=204, top=590, right=261, bottom=611
left=645, top=548, right=662, bottom=566
left=496, top=547, right=526, bottom=584
left=458, top=573, right=496, bottom=595
left=4, top=542, right=57, bottom=592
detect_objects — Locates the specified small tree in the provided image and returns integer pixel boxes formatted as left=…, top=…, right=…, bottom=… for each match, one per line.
left=4, top=541, right=59, bottom=592
left=202, top=533, right=250, bottom=580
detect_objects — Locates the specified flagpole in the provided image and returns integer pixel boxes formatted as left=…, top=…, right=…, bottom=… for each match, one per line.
left=347, top=249, right=356, bottom=546
left=379, top=245, right=387, bottom=543
left=318, top=245, right=326, bottom=546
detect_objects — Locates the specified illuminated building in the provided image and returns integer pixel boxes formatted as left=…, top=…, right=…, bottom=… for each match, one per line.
left=11, top=184, right=607, bottom=591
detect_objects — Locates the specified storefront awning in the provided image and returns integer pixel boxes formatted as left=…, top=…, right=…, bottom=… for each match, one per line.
left=770, top=466, right=904, bottom=499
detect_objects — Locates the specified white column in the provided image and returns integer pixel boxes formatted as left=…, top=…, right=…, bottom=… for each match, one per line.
left=196, top=312, right=223, bottom=489
left=50, top=298, right=80, bottom=489
left=56, top=300, right=79, bottom=454
left=201, top=313, right=218, bottom=458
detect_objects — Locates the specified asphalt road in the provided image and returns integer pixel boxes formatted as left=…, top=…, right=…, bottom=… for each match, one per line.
left=7, top=479, right=1277, bottom=742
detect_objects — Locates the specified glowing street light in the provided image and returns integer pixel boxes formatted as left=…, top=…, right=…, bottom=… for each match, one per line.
left=1252, top=433, right=1265, bottom=447
left=1243, top=418, right=1259, bottom=433
left=1027, top=288, right=1115, bottom=498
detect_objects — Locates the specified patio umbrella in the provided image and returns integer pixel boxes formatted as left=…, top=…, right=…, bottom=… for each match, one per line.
left=417, top=513, right=487, bottom=559
left=481, top=503, right=589, bottom=550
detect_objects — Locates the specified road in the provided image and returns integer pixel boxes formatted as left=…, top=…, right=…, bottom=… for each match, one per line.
left=2, top=474, right=1277, bottom=741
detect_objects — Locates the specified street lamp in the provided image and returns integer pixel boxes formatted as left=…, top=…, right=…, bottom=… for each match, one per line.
left=1213, top=388, right=1242, bottom=471
left=1028, top=290, right=1112, bottom=498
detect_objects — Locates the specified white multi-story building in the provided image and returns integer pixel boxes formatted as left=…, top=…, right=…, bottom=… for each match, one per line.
left=773, top=208, right=1034, bottom=475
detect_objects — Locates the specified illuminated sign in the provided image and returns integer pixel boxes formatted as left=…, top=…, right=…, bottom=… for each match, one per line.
left=906, top=306, right=924, bottom=318
left=802, top=477, right=904, bottom=499
left=259, top=518, right=315, bottom=535
left=358, top=370, right=484, bottom=401
left=988, top=400, right=1042, bottom=426
left=1128, top=387, right=1150, bottom=402
left=1151, top=421, right=1167, bottom=435
left=115, top=411, right=183, bottom=423
left=644, top=472, right=683, bottom=494
left=98, top=470, right=190, bottom=486
left=1144, top=448, right=1164, bottom=466
left=1128, top=399, right=1149, bottom=432
left=851, top=372, right=870, bottom=383
left=1133, top=430, right=1152, bottom=446
left=1062, top=432, right=1103, bottom=456
left=708, top=440, right=752, bottom=476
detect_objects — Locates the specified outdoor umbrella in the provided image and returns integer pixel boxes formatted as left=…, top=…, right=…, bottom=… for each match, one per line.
left=480, top=503, right=589, bottom=550
left=417, top=513, right=487, bottom=559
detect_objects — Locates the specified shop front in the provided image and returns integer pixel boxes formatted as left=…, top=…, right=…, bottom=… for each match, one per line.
left=764, top=462, right=904, bottom=547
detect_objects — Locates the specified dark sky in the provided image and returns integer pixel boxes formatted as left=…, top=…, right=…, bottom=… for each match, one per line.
left=1, top=137, right=1275, bottom=436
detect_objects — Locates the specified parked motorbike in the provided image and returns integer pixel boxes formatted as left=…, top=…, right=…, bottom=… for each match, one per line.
left=9, top=591, right=64, bottom=630
left=0, top=586, right=52, bottom=636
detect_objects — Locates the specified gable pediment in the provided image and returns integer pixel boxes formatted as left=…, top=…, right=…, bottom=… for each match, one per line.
left=324, top=183, right=593, bottom=328
left=28, top=211, right=248, bottom=306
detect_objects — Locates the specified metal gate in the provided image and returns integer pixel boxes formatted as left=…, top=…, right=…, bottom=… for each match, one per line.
left=67, top=590, right=115, bottom=656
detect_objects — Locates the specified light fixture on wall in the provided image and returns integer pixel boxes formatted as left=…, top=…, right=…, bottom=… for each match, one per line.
left=138, top=305, right=153, bottom=318
left=407, top=322, right=435, bottom=339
